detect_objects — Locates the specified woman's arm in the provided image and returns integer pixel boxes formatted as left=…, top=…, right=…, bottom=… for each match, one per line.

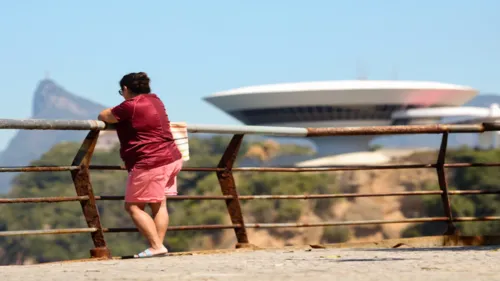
left=99, top=100, right=133, bottom=123
left=98, top=108, right=119, bottom=123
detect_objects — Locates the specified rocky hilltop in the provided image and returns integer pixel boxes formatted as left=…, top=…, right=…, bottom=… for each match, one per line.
left=0, top=80, right=106, bottom=193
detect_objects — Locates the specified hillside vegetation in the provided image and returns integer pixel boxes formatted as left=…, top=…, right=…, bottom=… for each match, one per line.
left=0, top=137, right=499, bottom=265
left=402, top=147, right=500, bottom=237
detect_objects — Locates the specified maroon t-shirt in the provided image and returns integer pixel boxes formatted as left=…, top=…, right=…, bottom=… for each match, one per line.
left=111, top=93, right=182, bottom=171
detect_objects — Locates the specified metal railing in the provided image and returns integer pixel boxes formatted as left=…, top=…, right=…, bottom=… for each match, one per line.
left=1, top=119, right=500, bottom=259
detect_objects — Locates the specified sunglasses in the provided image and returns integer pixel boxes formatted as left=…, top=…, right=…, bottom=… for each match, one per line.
left=118, top=89, right=123, bottom=96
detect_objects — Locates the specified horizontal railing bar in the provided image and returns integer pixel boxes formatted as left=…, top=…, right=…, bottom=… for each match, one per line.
left=186, top=124, right=309, bottom=137
left=102, top=216, right=500, bottom=233
left=0, top=228, right=97, bottom=236
left=305, top=123, right=500, bottom=137
left=235, top=163, right=500, bottom=172
left=90, top=165, right=433, bottom=172
left=240, top=190, right=500, bottom=200
left=88, top=163, right=500, bottom=173
left=88, top=165, right=124, bottom=170
left=0, top=162, right=496, bottom=174
left=93, top=190, right=500, bottom=202
left=0, top=196, right=89, bottom=204
left=95, top=195, right=233, bottom=201
left=0, top=119, right=106, bottom=130
left=88, top=165, right=225, bottom=172
left=103, top=224, right=242, bottom=232
left=188, top=123, right=500, bottom=136
left=0, top=166, right=80, bottom=172
left=242, top=192, right=441, bottom=199
left=245, top=216, right=500, bottom=229
left=5, top=217, right=500, bottom=237
left=3, top=190, right=497, bottom=205
left=1, top=119, right=500, bottom=136
left=233, top=164, right=435, bottom=172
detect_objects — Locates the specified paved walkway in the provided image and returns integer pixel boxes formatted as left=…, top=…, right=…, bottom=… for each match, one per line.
left=3, top=246, right=500, bottom=281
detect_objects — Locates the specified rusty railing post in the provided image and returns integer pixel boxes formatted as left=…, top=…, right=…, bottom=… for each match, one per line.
left=436, top=132, right=457, bottom=235
left=71, top=130, right=111, bottom=259
left=216, top=134, right=251, bottom=248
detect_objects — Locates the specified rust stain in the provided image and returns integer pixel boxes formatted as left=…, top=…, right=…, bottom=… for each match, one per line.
left=0, top=196, right=88, bottom=204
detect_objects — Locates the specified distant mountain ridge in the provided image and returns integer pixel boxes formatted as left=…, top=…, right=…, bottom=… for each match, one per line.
left=0, top=79, right=106, bottom=193
left=32, top=79, right=106, bottom=118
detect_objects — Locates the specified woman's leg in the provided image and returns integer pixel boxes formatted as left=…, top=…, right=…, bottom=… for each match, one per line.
left=124, top=202, right=166, bottom=254
left=150, top=160, right=182, bottom=244
left=150, top=199, right=169, bottom=243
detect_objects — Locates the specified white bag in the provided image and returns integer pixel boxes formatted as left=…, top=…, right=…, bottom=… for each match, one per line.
left=170, top=122, right=190, bottom=162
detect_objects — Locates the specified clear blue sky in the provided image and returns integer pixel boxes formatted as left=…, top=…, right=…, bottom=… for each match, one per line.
left=0, top=0, right=499, bottom=150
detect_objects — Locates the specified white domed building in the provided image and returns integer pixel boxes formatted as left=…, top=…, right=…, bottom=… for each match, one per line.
left=204, top=80, right=487, bottom=158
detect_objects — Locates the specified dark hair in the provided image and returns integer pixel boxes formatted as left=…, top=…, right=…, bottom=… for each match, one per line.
left=119, top=72, right=151, bottom=94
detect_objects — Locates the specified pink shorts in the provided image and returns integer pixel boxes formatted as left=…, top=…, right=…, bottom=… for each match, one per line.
left=125, top=159, right=183, bottom=203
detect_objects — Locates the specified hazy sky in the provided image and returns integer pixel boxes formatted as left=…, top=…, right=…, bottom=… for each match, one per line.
left=0, top=0, right=499, bottom=150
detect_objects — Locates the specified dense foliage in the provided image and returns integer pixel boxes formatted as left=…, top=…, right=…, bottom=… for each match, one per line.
left=402, top=146, right=500, bottom=237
